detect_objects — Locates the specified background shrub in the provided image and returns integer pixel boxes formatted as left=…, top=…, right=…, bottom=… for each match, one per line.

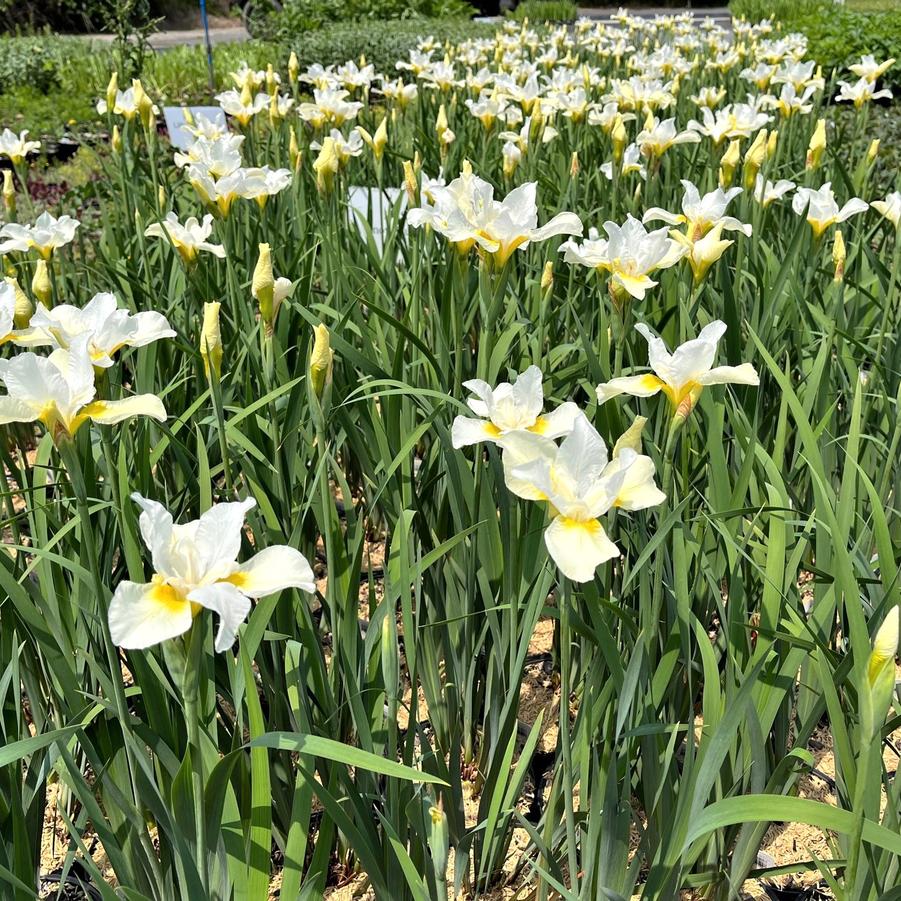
left=282, top=18, right=493, bottom=72
left=730, top=0, right=901, bottom=90
left=509, top=0, right=578, bottom=23
left=256, top=0, right=475, bottom=41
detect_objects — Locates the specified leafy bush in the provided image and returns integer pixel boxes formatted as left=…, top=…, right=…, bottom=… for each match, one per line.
left=0, top=34, right=88, bottom=95
left=283, top=18, right=494, bottom=73
left=509, top=0, right=578, bottom=22
left=730, top=0, right=901, bottom=90
left=257, top=0, right=475, bottom=41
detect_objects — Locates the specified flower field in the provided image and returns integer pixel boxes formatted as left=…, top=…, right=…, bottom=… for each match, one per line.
left=1, top=11, right=900, bottom=900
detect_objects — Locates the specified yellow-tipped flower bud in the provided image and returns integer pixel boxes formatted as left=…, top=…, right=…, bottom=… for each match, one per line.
left=832, top=230, right=846, bottom=283
left=767, top=130, right=778, bottom=158
left=200, top=302, right=223, bottom=380
left=106, top=71, right=119, bottom=112
left=6, top=276, right=32, bottom=328
left=252, top=242, right=275, bottom=324
left=111, top=124, right=122, bottom=154
left=867, top=139, right=880, bottom=164
left=2, top=169, right=15, bottom=217
left=157, top=184, right=166, bottom=210
left=540, top=260, right=554, bottom=293
left=289, top=127, right=301, bottom=171
left=742, top=129, right=767, bottom=189
left=32, top=260, right=52, bottom=308
left=428, top=802, right=450, bottom=879
left=288, top=51, right=299, bottom=84
left=402, top=159, right=418, bottom=204
left=719, top=139, right=741, bottom=188
left=611, top=114, right=628, bottom=162
left=313, top=137, right=340, bottom=194
left=868, top=608, right=899, bottom=686
left=570, top=151, right=580, bottom=178
left=183, top=106, right=194, bottom=126
left=309, top=323, right=334, bottom=399
left=266, top=64, right=278, bottom=96
left=806, top=118, right=826, bottom=171
left=132, top=79, right=155, bottom=131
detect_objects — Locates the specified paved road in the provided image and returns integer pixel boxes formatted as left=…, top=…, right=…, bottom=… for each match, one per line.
left=86, top=25, right=249, bottom=50
left=84, top=7, right=732, bottom=51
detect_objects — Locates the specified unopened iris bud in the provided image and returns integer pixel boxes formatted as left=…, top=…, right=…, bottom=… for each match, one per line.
left=132, top=79, right=155, bottom=131
left=106, top=71, right=119, bottom=111
left=157, top=184, right=166, bottom=209
left=806, top=118, right=826, bottom=170
left=312, top=137, right=339, bottom=194
left=867, top=139, right=880, bottom=164
left=428, top=802, right=449, bottom=878
left=766, top=130, right=778, bottom=158
left=402, top=159, right=418, bottom=203
left=183, top=106, right=194, bottom=127
left=540, top=260, right=553, bottom=293
left=266, top=64, right=278, bottom=96
left=570, top=151, right=579, bottom=178
left=252, top=242, right=275, bottom=323
left=611, top=114, right=627, bottom=162
left=6, top=276, right=32, bottom=328
left=719, top=138, right=741, bottom=188
left=200, top=301, right=223, bottom=380
left=613, top=415, right=648, bottom=455
left=832, top=229, right=846, bottom=283
left=309, top=323, right=334, bottom=399
left=868, top=607, right=899, bottom=687
left=2, top=170, right=15, bottom=217
left=286, top=130, right=300, bottom=173
left=32, top=260, right=52, bottom=307
left=111, top=125, right=122, bottom=153
left=742, top=129, right=767, bottom=190
left=288, top=51, right=299, bottom=84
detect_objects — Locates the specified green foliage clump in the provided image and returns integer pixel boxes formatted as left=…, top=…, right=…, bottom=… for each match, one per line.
left=730, top=0, right=901, bottom=90
left=0, top=34, right=85, bottom=95
left=258, top=0, right=475, bottom=42
left=283, top=18, right=494, bottom=73
left=508, top=0, right=578, bottom=22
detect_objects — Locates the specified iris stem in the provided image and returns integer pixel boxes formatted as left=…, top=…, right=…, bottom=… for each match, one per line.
left=182, top=618, right=209, bottom=894
left=559, top=579, right=579, bottom=891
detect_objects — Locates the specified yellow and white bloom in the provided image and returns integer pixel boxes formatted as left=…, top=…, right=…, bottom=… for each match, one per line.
left=601, top=143, right=647, bottom=181
left=792, top=183, right=868, bottom=237
left=297, top=87, right=364, bottom=127
left=451, top=365, right=581, bottom=449
left=596, top=320, right=759, bottom=408
left=0, top=128, right=41, bottom=164
left=636, top=115, right=701, bottom=159
left=174, top=135, right=244, bottom=178
left=96, top=86, right=160, bottom=121
left=0, top=336, right=166, bottom=441
left=560, top=215, right=685, bottom=302
left=144, top=212, right=227, bottom=264
left=408, top=166, right=582, bottom=266
left=501, top=415, right=664, bottom=582
left=0, top=212, right=80, bottom=258
left=216, top=88, right=268, bottom=125
left=644, top=180, right=752, bottom=239
left=872, top=192, right=901, bottom=228
left=28, top=293, right=175, bottom=367
left=108, top=495, right=315, bottom=652
left=753, top=175, right=795, bottom=207
left=849, top=55, right=896, bottom=84
left=835, top=77, right=893, bottom=108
